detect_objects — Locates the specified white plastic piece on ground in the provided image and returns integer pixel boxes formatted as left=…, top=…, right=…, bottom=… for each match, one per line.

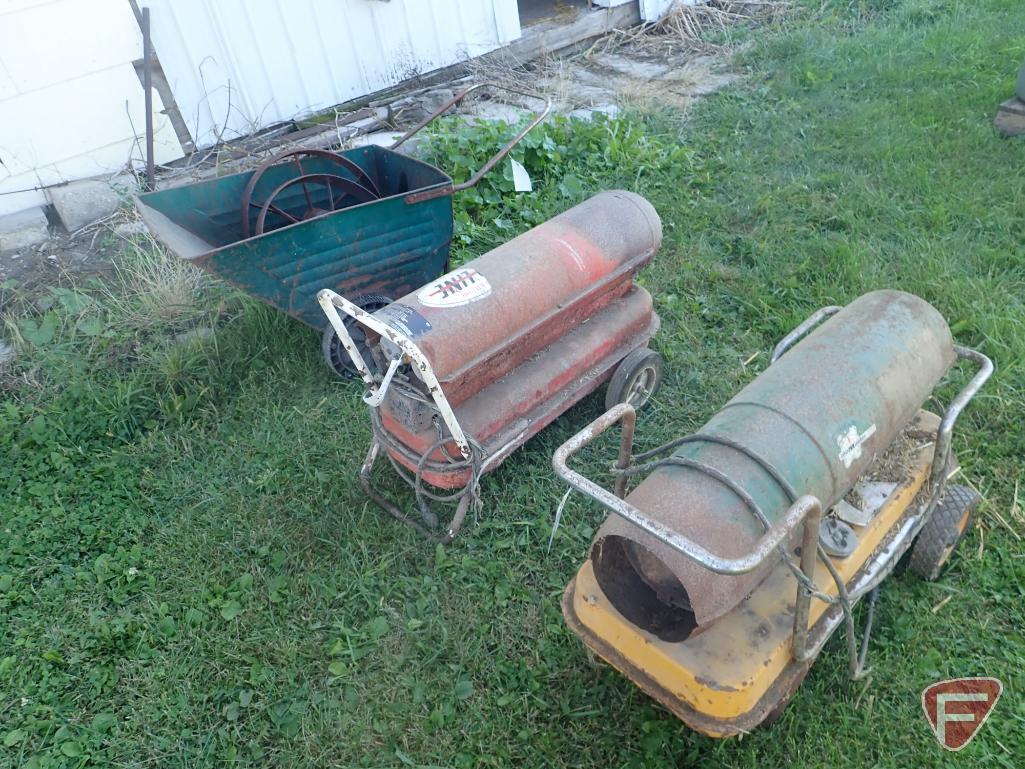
left=510, top=157, right=532, bottom=193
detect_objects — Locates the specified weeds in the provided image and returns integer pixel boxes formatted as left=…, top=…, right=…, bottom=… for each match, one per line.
left=2, top=1, right=1025, bottom=766
left=420, top=112, right=693, bottom=258
left=106, top=235, right=215, bottom=330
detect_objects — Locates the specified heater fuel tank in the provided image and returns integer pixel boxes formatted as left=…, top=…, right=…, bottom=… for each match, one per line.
left=367, top=190, right=662, bottom=406
left=592, top=290, right=957, bottom=634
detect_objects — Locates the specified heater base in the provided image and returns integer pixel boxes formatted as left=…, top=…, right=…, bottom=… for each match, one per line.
left=379, top=288, right=660, bottom=489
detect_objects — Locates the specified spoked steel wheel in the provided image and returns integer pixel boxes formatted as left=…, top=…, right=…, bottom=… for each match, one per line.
left=240, top=149, right=381, bottom=237
left=605, top=347, right=664, bottom=411
left=321, top=294, right=392, bottom=379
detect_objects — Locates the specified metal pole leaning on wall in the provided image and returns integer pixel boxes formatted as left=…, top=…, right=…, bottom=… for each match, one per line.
left=142, top=7, right=155, bottom=191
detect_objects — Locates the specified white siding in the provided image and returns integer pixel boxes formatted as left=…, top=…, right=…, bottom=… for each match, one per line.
left=640, top=0, right=697, bottom=21
left=0, top=0, right=181, bottom=216
left=147, top=0, right=521, bottom=149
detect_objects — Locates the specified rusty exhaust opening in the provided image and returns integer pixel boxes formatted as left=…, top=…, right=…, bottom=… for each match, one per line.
left=592, top=536, right=698, bottom=642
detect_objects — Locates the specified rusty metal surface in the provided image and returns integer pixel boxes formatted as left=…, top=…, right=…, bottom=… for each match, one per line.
left=381, top=288, right=659, bottom=488
left=371, top=190, right=662, bottom=407
left=240, top=149, right=382, bottom=237
left=595, top=290, right=957, bottom=629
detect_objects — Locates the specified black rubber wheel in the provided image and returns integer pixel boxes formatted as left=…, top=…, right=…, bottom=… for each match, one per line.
left=909, top=484, right=980, bottom=581
left=321, top=294, right=392, bottom=379
left=605, top=347, right=664, bottom=411
left=760, top=693, right=794, bottom=729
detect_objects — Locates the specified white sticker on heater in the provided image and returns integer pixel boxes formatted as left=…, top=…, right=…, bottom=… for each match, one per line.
left=837, top=422, right=877, bottom=468
left=417, top=267, right=492, bottom=308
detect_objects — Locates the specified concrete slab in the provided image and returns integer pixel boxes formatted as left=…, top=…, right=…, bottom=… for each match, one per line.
left=683, top=72, right=742, bottom=97
left=568, top=103, right=622, bottom=120
left=0, top=339, right=15, bottom=369
left=347, top=130, right=407, bottom=149
left=0, top=207, right=50, bottom=253
left=114, top=220, right=149, bottom=238
left=590, top=53, right=673, bottom=80
left=47, top=179, right=121, bottom=231
left=466, top=102, right=528, bottom=124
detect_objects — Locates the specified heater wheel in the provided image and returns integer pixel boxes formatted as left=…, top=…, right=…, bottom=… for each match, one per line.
left=606, top=347, right=664, bottom=411
left=909, top=484, right=980, bottom=581
left=322, top=294, right=392, bottom=379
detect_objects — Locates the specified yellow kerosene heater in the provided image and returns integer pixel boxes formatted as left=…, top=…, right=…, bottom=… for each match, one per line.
left=553, top=291, right=991, bottom=736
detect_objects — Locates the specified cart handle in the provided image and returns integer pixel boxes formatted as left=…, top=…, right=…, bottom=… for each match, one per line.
left=390, top=82, right=552, bottom=203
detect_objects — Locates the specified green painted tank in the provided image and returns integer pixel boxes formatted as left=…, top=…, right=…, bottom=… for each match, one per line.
left=592, top=290, right=956, bottom=633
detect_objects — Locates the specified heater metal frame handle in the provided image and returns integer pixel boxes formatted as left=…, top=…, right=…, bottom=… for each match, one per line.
left=317, top=289, right=472, bottom=460
left=770, top=305, right=842, bottom=364
left=552, top=402, right=825, bottom=576
left=553, top=342, right=993, bottom=576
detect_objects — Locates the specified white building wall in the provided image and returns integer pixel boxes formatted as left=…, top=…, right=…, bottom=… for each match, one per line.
left=0, top=0, right=181, bottom=217
left=146, top=0, right=521, bottom=149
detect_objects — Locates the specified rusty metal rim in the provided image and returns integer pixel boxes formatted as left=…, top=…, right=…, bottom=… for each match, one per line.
left=253, top=172, right=380, bottom=235
left=231, top=154, right=453, bottom=247
left=240, top=148, right=383, bottom=237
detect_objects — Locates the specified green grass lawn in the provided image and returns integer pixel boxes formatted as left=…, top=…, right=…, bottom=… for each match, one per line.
left=3, top=1, right=1024, bottom=766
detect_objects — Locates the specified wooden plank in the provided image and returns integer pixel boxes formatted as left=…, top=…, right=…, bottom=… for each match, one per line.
left=495, top=3, right=642, bottom=64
